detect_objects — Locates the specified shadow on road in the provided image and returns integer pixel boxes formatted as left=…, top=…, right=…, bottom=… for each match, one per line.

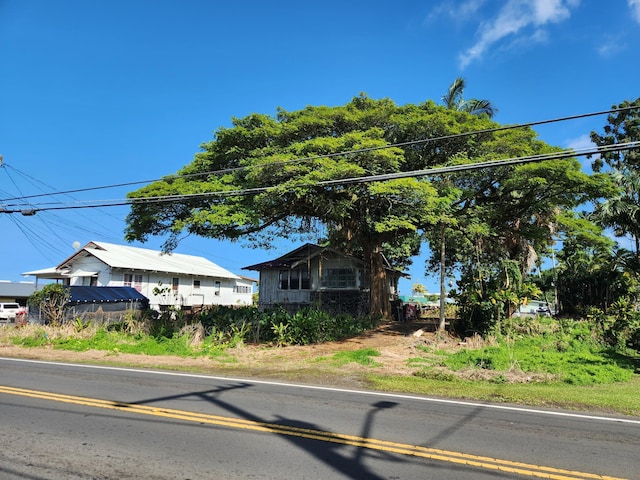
left=120, top=380, right=505, bottom=479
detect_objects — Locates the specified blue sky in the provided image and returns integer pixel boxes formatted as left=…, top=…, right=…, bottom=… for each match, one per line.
left=1, top=0, right=639, bottom=294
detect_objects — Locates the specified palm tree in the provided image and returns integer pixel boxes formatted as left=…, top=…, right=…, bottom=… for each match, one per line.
left=434, top=78, right=498, bottom=331
left=593, top=169, right=640, bottom=259
left=442, top=77, right=498, bottom=118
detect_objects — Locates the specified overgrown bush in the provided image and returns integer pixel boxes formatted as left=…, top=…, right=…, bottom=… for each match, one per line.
left=27, top=284, right=70, bottom=326
left=586, top=298, right=640, bottom=354
left=285, top=308, right=377, bottom=345
left=454, top=299, right=496, bottom=336
left=146, top=305, right=377, bottom=347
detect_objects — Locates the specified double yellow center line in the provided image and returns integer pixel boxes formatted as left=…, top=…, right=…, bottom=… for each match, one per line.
left=0, top=385, right=626, bottom=480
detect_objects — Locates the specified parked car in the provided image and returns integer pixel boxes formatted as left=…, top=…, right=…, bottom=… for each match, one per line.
left=0, top=302, right=21, bottom=323
left=537, top=306, right=554, bottom=316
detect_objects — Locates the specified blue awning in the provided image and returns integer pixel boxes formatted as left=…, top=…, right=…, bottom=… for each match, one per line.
left=68, top=286, right=148, bottom=304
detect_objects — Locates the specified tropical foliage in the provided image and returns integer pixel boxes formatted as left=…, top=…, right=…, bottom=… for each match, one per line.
left=123, top=91, right=640, bottom=347
left=12, top=306, right=377, bottom=352
left=589, top=98, right=640, bottom=256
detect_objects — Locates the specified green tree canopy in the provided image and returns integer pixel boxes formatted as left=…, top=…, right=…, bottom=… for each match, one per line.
left=590, top=98, right=640, bottom=257
left=590, top=98, right=640, bottom=172
left=592, top=170, right=640, bottom=257
left=126, top=95, right=492, bottom=316
left=424, top=127, right=613, bottom=330
left=125, top=94, right=603, bottom=320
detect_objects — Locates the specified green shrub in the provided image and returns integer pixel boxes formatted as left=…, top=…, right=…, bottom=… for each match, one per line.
left=261, top=307, right=376, bottom=346
left=12, top=329, right=50, bottom=347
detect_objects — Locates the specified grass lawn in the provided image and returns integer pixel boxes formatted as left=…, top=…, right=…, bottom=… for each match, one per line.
left=368, top=373, right=640, bottom=417
left=3, top=319, right=639, bottom=417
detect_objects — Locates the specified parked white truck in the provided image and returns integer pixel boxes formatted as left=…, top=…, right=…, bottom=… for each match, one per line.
left=0, top=302, right=20, bottom=323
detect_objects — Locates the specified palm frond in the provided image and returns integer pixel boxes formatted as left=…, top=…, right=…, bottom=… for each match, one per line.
left=442, top=77, right=466, bottom=110
left=462, top=99, right=498, bottom=118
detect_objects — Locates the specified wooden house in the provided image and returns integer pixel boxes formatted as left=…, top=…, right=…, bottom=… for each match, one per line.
left=243, top=243, right=403, bottom=316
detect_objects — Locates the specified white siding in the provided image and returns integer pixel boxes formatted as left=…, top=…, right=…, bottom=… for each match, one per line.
left=64, top=258, right=253, bottom=311
left=29, top=242, right=255, bottom=312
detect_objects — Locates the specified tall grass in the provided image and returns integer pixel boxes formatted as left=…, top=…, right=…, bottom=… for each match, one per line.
left=415, top=316, right=638, bottom=386
left=4, top=306, right=378, bottom=357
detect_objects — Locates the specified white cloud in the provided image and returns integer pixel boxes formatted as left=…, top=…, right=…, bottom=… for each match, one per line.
left=565, top=134, right=596, bottom=171
left=595, top=2, right=637, bottom=57
left=597, top=36, right=625, bottom=57
left=629, top=0, right=640, bottom=23
left=498, top=27, right=550, bottom=55
left=426, top=0, right=487, bottom=24
left=531, top=0, right=577, bottom=24
left=458, top=0, right=579, bottom=68
left=566, top=133, right=593, bottom=152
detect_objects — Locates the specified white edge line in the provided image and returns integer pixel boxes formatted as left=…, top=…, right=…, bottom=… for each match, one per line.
left=2, top=356, right=639, bottom=425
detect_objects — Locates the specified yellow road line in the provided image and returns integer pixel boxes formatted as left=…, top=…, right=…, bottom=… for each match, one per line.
left=0, top=385, right=626, bottom=480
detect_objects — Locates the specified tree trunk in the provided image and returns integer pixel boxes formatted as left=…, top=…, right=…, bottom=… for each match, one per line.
left=439, top=225, right=447, bottom=332
left=368, top=245, right=390, bottom=318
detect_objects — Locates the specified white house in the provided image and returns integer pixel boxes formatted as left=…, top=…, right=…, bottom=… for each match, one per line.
left=23, top=241, right=256, bottom=311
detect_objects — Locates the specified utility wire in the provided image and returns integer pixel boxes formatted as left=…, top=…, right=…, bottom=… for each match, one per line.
left=0, top=104, right=636, bottom=203
left=2, top=141, right=637, bottom=214
left=0, top=163, right=132, bottom=243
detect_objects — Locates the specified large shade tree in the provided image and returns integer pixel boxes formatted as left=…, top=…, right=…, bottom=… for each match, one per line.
left=125, top=96, right=480, bottom=316
left=124, top=94, right=596, bottom=321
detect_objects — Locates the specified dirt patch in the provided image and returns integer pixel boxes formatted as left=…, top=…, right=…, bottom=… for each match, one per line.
left=1, top=320, right=461, bottom=387
left=1, top=320, right=555, bottom=386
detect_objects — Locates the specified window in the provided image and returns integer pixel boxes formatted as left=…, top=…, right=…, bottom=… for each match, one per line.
left=193, top=279, right=201, bottom=289
left=233, top=285, right=252, bottom=294
left=172, top=277, right=179, bottom=292
left=290, top=269, right=300, bottom=289
left=89, top=276, right=98, bottom=287
left=300, top=269, right=311, bottom=290
left=279, top=268, right=310, bottom=290
left=321, top=268, right=356, bottom=288
left=124, top=273, right=142, bottom=290
left=278, top=270, right=289, bottom=290
left=214, top=280, right=221, bottom=296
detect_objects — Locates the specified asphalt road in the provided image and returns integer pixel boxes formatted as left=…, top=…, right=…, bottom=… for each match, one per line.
left=1, top=357, right=638, bottom=479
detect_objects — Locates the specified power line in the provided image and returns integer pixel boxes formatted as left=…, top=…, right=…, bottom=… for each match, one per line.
left=1, top=104, right=636, bottom=203
left=0, top=163, right=134, bottom=242
left=2, top=141, right=637, bottom=214
left=317, top=142, right=639, bottom=186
